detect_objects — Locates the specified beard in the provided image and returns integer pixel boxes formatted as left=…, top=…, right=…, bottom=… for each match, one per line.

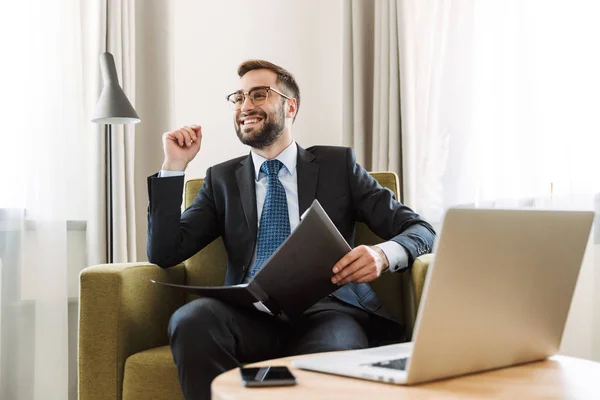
left=234, top=102, right=285, bottom=149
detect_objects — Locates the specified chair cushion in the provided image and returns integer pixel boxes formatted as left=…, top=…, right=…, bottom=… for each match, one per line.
left=122, top=346, right=183, bottom=400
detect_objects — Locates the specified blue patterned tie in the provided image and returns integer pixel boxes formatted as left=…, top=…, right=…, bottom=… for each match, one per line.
left=248, top=159, right=291, bottom=279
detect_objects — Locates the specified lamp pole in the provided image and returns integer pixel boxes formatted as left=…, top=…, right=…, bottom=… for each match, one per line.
left=106, top=124, right=113, bottom=262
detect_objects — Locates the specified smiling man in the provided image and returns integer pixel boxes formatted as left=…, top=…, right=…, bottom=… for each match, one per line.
left=147, top=60, right=436, bottom=399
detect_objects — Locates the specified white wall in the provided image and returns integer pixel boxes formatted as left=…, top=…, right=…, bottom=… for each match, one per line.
left=135, top=0, right=175, bottom=261
left=171, top=0, right=344, bottom=179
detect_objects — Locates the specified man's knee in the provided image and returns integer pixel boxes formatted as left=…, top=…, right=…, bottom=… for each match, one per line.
left=314, top=327, right=367, bottom=353
left=168, top=298, right=232, bottom=349
left=291, top=311, right=369, bottom=355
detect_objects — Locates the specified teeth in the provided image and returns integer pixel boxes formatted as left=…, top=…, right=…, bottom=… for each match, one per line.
left=245, top=118, right=259, bottom=124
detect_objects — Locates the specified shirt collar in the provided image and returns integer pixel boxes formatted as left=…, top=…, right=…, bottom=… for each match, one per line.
left=251, top=141, right=298, bottom=180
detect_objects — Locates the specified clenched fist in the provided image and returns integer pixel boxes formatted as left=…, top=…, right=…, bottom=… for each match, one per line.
left=161, top=125, right=202, bottom=171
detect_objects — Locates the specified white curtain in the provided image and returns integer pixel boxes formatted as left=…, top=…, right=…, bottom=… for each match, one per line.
left=399, top=0, right=600, bottom=221
left=399, top=0, right=600, bottom=360
left=397, top=0, right=456, bottom=220
left=0, top=0, right=99, bottom=398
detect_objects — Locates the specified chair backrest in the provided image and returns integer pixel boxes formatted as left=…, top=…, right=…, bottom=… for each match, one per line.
left=183, top=172, right=416, bottom=333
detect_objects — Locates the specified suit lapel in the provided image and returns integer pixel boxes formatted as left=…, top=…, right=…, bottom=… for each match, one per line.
left=235, top=154, right=258, bottom=241
left=296, top=145, right=319, bottom=216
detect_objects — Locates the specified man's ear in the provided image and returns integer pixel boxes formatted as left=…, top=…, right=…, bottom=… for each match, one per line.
left=286, top=98, right=297, bottom=119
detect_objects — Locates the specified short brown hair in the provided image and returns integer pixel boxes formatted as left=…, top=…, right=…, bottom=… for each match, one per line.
left=237, top=60, right=300, bottom=122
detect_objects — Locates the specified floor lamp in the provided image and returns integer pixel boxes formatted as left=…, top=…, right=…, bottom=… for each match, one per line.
left=91, top=52, right=140, bottom=263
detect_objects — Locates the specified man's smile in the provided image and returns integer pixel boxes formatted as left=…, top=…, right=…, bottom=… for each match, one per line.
left=241, top=117, right=263, bottom=127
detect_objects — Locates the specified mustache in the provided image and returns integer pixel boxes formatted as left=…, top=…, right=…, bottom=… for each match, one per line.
left=238, top=110, right=267, bottom=122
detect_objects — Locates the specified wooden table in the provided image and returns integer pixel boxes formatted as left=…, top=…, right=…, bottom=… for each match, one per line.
left=211, top=353, right=600, bottom=399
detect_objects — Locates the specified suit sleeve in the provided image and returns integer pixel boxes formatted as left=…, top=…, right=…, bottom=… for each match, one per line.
left=146, top=168, right=220, bottom=268
left=346, top=148, right=436, bottom=268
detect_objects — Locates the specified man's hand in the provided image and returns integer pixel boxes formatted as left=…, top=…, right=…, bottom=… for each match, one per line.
left=331, top=245, right=390, bottom=285
left=161, top=125, right=203, bottom=171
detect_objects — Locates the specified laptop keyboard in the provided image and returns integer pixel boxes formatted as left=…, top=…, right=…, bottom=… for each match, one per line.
left=367, top=357, right=409, bottom=371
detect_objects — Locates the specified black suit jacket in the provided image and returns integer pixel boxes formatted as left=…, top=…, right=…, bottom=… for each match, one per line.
left=147, top=145, right=436, bottom=322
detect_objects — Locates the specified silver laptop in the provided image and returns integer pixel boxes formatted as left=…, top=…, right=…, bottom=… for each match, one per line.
left=292, top=208, right=594, bottom=385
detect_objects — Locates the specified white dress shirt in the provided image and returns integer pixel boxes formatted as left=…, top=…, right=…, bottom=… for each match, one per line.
left=250, top=141, right=300, bottom=230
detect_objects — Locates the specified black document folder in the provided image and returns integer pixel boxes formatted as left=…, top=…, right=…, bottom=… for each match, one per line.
left=151, top=199, right=352, bottom=320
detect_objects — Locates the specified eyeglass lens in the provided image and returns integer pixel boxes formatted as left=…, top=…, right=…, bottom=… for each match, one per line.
left=229, top=87, right=269, bottom=109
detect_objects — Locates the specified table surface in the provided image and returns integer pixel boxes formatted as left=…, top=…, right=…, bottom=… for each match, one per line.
left=211, top=353, right=600, bottom=400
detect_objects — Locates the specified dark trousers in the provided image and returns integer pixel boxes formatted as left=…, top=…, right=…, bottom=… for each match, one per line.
left=168, top=296, right=404, bottom=400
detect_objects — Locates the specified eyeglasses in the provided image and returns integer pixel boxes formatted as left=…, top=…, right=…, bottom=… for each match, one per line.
left=226, top=86, right=291, bottom=110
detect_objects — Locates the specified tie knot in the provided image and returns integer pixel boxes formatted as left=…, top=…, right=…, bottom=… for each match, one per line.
left=260, top=159, right=283, bottom=177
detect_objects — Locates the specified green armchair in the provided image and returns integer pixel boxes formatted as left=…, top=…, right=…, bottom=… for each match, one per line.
left=78, top=172, right=433, bottom=400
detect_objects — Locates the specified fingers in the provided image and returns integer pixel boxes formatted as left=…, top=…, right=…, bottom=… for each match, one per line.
left=190, top=125, right=203, bottom=146
left=181, top=126, right=195, bottom=147
left=331, top=245, right=381, bottom=285
left=354, top=269, right=381, bottom=283
left=190, top=124, right=202, bottom=136
left=332, top=248, right=361, bottom=274
left=164, top=130, right=186, bottom=147
left=164, top=125, right=202, bottom=148
left=332, top=258, right=372, bottom=285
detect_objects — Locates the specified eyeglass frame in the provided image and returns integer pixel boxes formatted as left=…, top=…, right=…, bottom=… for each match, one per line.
left=225, top=86, right=292, bottom=110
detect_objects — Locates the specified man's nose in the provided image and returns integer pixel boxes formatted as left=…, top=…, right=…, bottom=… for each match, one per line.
left=240, top=95, right=255, bottom=113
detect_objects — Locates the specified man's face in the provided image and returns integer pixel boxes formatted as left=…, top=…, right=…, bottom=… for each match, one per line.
left=233, top=69, right=287, bottom=149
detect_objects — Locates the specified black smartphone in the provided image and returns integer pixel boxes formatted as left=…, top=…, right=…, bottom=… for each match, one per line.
left=240, top=366, right=297, bottom=387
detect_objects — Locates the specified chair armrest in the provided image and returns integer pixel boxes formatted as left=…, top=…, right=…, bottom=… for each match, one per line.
left=411, top=254, right=433, bottom=305
left=403, top=254, right=434, bottom=339
left=78, top=262, right=185, bottom=400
